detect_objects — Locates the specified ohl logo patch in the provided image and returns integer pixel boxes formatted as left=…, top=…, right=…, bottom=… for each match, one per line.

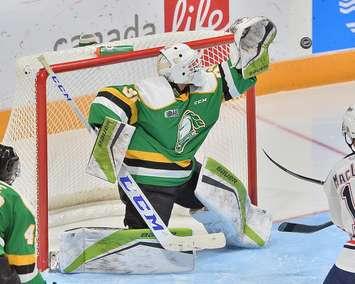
left=164, top=0, right=229, bottom=32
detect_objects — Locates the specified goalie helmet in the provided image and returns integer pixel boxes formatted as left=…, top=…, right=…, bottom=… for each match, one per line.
left=342, top=105, right=355, bottom=152
left=0, top=144, right=20, bottom=185
left=157, top=43, right=204, bottom=86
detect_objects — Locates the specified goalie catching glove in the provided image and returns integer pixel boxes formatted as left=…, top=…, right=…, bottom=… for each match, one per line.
left=229, top=16, right=277, bottom=79
left=191, top=157, right=272, bottom=248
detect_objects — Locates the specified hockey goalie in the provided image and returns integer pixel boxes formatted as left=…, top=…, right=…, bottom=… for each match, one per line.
left=57, top=16, right=277, bottom=274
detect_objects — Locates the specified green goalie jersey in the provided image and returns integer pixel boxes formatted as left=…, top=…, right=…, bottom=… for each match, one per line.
left=0, top=181, right=45, bottom=284
left=88, top=61, right=256, bottom=187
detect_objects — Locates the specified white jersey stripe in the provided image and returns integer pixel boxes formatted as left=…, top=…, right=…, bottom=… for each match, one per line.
left=0, top=236, right=4, bottom=247
left=124, top=164, right=192, bottom=179
left=93, top=96, right=128, bottom=123
left=336, top=244, right=355, bottom=273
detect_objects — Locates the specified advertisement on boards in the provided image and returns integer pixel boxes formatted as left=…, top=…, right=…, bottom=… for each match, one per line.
left=313, top=0, right=355, bottom=53
left=1, top=0, right=350, bottom=112
left=0, top=0, right=231, bottom=110
left=164, top=0, right=229, bottom=31
left=0, top=0, right=164, bottom=109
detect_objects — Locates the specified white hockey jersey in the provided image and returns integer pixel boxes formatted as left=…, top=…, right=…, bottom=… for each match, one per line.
left=324, top=153, right=355, bottom=273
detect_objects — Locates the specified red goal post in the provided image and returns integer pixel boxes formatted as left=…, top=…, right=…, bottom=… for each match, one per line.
left=5, top=30, right=257, bottom=270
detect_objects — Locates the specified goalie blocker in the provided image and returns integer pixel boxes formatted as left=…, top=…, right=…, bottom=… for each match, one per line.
left=86, top=117, right=135, bottom=183
left=54, top=227, right=195, bottom=274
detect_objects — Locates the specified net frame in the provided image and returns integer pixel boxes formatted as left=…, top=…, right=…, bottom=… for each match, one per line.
left=9, top=31, right=257, bottom=270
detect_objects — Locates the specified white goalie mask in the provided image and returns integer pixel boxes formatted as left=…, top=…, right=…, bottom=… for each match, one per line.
left=342, top=105, right=355, bottom=152
left=157, top=43, right=204, bottom=87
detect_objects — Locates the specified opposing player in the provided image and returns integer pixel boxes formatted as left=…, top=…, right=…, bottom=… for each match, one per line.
left=88, top=17, right=277, bottom=249
left=322, top=106, right=355, bottom=283
left=0, top=144, right=45, bottom=283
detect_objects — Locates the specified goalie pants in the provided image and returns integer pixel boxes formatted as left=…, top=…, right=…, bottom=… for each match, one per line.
left=119, top=161, right=204, bottom=229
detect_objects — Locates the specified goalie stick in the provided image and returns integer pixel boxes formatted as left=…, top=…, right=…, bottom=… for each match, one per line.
left=262, top=148, right=334, bottom=232
left=37, top=54, right=226, bottom=251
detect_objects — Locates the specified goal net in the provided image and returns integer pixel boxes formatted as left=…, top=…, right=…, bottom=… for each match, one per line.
left=4, top=30, right=257, bottom=270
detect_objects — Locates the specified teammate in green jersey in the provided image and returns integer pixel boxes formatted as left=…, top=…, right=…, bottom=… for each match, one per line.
left=0, top=144, right=45, bottom=283
left=88, top=17, right=276, bottom=248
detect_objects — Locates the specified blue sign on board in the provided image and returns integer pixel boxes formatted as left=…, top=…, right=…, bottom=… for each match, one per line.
left=313, top=0, right=355, bottom=53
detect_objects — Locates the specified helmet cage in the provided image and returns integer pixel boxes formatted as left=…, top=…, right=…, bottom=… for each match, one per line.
left=157, top=44, right=203, bottom=86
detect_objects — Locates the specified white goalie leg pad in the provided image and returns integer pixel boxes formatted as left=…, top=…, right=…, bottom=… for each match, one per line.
left=86, top=117, right=135, bottom=183
left=229, top=16, right=277, bottom=79
left=55, top=227, right=195, bottom=274
left=192, top=157, right=272, bottom=248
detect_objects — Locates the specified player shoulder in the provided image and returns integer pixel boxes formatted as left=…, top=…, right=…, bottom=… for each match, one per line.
left=325, top=153, right=355, bottom=185
left=135, top=76, right=176, bottom=109
left=98, top=84, right=139, bottom=99
left=0, top=180, right=20, bottom=205
left=190, top=69, right=218, bottom=93
left=332, top=153, right=355, bottom=170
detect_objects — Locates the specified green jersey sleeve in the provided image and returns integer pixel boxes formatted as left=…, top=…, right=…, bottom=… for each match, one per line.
left=88, top=85, right=139, bottom=128
left=218, top=59, right=256, bottom=100
left=0, top=181, right=45, bottom=284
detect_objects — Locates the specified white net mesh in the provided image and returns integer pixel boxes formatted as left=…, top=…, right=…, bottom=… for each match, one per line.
left=4, top=30, right=253, bottom=240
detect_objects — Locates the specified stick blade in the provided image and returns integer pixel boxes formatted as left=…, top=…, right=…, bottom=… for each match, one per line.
left=278, top=222, right=310, bottom=233
left=278, top=221, right=333, bottom=234
left=277, top=222, right=291, bottom=232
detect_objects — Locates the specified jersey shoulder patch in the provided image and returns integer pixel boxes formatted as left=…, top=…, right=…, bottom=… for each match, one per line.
left=136, top=76, right=175, bottom=109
